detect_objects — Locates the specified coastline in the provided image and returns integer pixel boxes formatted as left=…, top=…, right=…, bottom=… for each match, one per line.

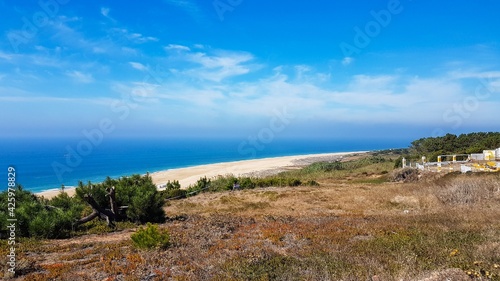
left=36, top=151, right=368, bottom=199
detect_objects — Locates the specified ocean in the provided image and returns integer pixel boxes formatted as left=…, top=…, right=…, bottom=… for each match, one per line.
left=0, top=137, right=409, bottom=193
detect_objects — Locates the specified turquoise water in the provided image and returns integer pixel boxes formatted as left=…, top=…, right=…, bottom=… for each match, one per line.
left=0, top=137, right=409, bottom=193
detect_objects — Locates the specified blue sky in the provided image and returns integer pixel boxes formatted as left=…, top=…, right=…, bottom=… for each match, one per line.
left=1, top=0, right=499, bottom=141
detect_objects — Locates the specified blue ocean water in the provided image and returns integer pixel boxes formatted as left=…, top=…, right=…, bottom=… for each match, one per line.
left=0, top=137, right=409, bottom=193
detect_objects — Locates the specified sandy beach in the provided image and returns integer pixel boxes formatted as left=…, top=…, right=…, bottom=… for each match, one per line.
left=37, top=151, right=367, bottom=199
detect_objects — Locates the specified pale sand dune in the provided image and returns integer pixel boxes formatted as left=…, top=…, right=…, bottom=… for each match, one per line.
left=37, top=151, right=367, bottom=199
left=150, top=152, right=366, bottom=189
left=38, top=187, right=76, bottom=199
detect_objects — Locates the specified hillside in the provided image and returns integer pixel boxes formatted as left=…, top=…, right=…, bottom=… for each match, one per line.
left=2, top=153, right=499, bottom=280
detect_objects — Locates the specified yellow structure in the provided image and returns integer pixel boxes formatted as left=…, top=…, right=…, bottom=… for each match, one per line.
left=471, top=162, right=500, bottom=172
left=484, top=150, right=496, bottom=161
left=425, top=149, right=500, bottom=173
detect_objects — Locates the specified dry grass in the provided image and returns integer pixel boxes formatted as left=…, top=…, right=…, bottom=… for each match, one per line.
left=2, top=164, right=499, bottom=280
left=435, top=173, right=500, bottom=205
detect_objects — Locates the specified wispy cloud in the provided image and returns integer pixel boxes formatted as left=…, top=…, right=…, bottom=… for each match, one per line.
left=163, top=46, right=256, bottom=82
left=50, top=19, right=115, bottom=54
left=0, top=51, right=14, bottom=61
left=66, top=70, right=94, bottom=83
left=186, top=53, right=254, bottom=82
left=348, top=75, right=397, bottom=91
left=129, top=62, right=148, bottom=71
left=342, top=57, right=354, bottom=66
left=111, top=28, right=159, bottom=44
left=101, top=7, right=110, bottom=17
left=165, top=44, right=191, bottom=51
left=111, top=57, right=498, bottom=129
left=448, top=70, right=500, bottom=79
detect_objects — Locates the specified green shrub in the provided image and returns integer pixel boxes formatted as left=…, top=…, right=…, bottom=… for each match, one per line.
left=164, top=188, right=187, bottom=200
left=160, top=180, right=187, bottom=200
left=165, top=180, right=181, bottom=190
left=131, top=223, right=170, bottom=249
left=27, top=208, right=74, bottom=239
left=3, top=175, right=168, bottom=239
left=394, top=156, right=403, bottom=169
left=190, top=176, right=211, bottom=193
left=0, top=186, right=82, bottom=239
left=76, top=174, right=166, bottom=224
left=239, top=177, right=256, bottom=189
left=209, top=175, right=237, bottom=192
left=304, top=161, right=344, bottom=173
left=253, top=177, right=302, bottom=187
left=127, top=189, right=166, bottom=224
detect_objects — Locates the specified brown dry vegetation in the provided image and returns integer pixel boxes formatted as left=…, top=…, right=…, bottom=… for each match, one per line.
left=1, top=157, right=500, bottom=281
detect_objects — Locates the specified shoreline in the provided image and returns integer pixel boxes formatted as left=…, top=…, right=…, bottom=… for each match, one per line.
left=36, top=151, right=368, bottom=199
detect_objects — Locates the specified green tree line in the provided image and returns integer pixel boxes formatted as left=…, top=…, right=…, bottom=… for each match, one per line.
left=399, top=132, right=500, bottom=164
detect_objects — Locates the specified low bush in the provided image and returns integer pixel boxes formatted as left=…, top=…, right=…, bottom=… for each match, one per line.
left=209, top=174, right=238, bottom=192
left=303, top=161, right=345, bottom=173
left=164, top=188, right=187, bottom=200
left=253, top=177, right=302, bottom=187
left=0, top=186, right=84, bottom=239
left=186, top=176, right=211, bottom=195
left=161, top=180, right=187, bottom=200
left=239, top=177, right=256, bottom=189
left=165, top=180, right=181, bottom=190
left=131, top=223, right=170, bottom=249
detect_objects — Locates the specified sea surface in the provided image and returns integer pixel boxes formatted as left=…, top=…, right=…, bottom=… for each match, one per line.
left=0, top=137, right=409, bottom=193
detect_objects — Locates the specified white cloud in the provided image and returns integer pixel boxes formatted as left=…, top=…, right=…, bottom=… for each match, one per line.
left=128, top=33, right=159, bottom=43
left=51, top=21, right=116, bottom=54
left=100, top=7, right=118, bottom=22
left=66, top=71, right=94, bottom=83
left=448, top=70, right=500, bottom=79
left=163, top=47, right=256, bottom=82
left=185, top=53, right=253, bottom=82
left=448, top=70, right=500, bottom=94
left=295, top=65, right=311, bottom=80
left=348, top=75, right=396, bottom=91
left=147, top=68, right=487, bottom=127
left=58, top=15, right=81, bottom=23
left=165, top=44, right=191, bottom=51
left=0, top=51, right=68, bottom=69
left=110, top=28, right=159, bottom=44
left=6, top=31, right=496, bottom=134
left=0, top=51, right=14, bottom=61
left=342, top=57, right=354, bottom=66
left=101, top=7, right=110, bottom=17
left=129, top=62, right=148, bottom=71
left=122, top=47, right=138, bottom=55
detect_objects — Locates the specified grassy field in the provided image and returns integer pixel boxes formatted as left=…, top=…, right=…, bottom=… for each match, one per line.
left=2, top=153, right=499, bottom=280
